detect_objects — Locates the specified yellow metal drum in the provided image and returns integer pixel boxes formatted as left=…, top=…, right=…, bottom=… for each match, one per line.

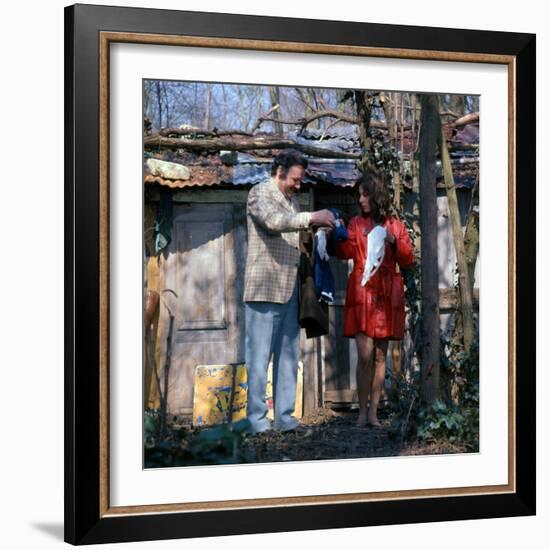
left=193, top=362, right=303, bottom=427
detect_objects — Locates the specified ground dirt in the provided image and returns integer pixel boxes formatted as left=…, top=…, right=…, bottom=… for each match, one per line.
left=148, top=407, right=469, bottom=468
left=236, top=408, right=467, bottom=464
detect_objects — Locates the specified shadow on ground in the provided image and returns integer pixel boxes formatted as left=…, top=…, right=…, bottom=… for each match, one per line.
left=144, top=407, right=469, bottom=469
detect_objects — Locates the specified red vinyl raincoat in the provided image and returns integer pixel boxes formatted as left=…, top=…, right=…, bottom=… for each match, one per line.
left=336, top=215, right=415, bottom=340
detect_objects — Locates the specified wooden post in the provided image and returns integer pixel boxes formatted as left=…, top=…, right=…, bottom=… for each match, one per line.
left=418, top=95, right=440, bottom=404
left=411, top=94, right=421, bottom=252
left=464, top=175, right=480, bottom=292
left=301, top=189, right=319, bottom=416
left=435, top=96, right=475, bottom=354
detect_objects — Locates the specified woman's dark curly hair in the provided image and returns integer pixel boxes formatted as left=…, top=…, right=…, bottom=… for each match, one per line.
left=356, top=171, right=391, bottom=224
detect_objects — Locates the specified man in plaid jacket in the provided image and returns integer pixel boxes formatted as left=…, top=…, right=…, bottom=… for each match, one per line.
left=244, top=150, right=335, bottom=434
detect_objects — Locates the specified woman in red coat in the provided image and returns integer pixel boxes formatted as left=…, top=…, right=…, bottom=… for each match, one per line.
left=336, top=172, right=414, bottom=427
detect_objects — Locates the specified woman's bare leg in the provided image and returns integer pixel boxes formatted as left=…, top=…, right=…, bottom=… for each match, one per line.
left=367, top=339, right=389, bottom=426
left=355, top=333, right=374, bottom=426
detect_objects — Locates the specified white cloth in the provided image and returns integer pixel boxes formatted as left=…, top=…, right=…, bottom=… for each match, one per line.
left=361, top=225, right=387, bottom=287
left=316, top=229, right=330, bottom=261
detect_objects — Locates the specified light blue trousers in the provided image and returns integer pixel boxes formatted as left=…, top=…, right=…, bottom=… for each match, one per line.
left=245, top=280, right=300, bottom=433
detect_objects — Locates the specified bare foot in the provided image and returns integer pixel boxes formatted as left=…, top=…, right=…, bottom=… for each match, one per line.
left=367, top=416, right=382, bottom=428
left=356, top=414, right=368, bottom=427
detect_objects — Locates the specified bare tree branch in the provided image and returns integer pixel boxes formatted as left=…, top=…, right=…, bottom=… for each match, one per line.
left=158, top=126, right=252, bottom=138
left=294, top=87, right=317, bottom=113
left=451, top=112, right=479, bottom=128
left=251, top=104, right=281, bottom=133
left=144, top=133, right=360, bottom=159
left=251, top=105, right=478, bottom=135
left=254, top=109, right=356, bottom=132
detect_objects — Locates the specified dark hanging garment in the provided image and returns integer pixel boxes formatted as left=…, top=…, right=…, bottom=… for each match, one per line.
left=313, top=231, right=336, bottom=305
left=298, top=231, right=329, bottom=338
left=154, top=188, right=173, bottom=254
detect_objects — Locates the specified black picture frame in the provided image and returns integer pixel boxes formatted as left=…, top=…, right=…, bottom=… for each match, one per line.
left=64, top=3, right=536, bottom=545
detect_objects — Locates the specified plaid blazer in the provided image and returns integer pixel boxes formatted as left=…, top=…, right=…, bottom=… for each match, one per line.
left=244, top=178, right=311, bottom=303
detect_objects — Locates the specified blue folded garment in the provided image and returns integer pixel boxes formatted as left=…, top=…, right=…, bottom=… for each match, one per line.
left=314, top=233, right=335, bottom=305
left=329, top=208, right=348, bottom=242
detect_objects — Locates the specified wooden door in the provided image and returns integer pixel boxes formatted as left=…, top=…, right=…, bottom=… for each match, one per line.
left=158, top=203, right=247, bottom=415
left=314, top=192, right=358, bottom=406
left=324, top=255, right=357, bottom=405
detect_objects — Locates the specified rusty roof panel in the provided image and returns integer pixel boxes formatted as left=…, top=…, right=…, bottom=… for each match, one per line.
left=144, top=163, right=232, bottom=188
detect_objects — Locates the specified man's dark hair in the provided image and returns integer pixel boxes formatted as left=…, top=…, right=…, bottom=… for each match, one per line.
left=271, top=149, right=308, bottom=177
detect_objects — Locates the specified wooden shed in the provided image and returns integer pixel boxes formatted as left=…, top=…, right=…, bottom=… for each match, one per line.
left=143, top=125, right=479, bottom=418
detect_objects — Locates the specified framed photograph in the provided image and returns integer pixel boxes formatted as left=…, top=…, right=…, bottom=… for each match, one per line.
left=65, top=3, right=536, bottom=545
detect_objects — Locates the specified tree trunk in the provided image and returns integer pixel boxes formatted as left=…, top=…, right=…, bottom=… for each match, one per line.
left=380, top=92, right=403, bottom=390
left=447, top=177, right=479, bottom=404
left=399, top=94, right=405, bottom=210
left=162, top=82, right=171, bottom=128
left=269, top=86, right=283, bottom=136
left=400, top=93, right=422, bottom=378
left=221, top=84, right=228, bottom=127
left=450, top=95, right=466, bottom=116
left=155, top=80, right=162, bottom=130
left=193, top=83, right=199, bottom=127
left=435, top=96, right=474, bottom=354
left=143, top=81, right=152, bottom=123
left=418, top=94, right=440, bottom=404
left=238, top=87, right=247, bottom=131
left=354, top=90, right=376, bottom=173
left=309, top=88, right=322, bottom=129
left=204, top=86, right=212, bottom=130
left=411, top=94, right=421, bottom=251
left=380, top=92, right=402, bottom=211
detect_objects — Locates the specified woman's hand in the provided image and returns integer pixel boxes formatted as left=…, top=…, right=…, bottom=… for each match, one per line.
left=385, top=231, right=396, bottom=245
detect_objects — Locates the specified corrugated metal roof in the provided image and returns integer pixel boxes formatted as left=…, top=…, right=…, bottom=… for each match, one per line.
left=225, top=156, right=359, bottom=187
left=297, top=127, right=359, bottom=141
left=143, top=123, right=478, bottom=190
left=289, top=128, right=362, bottom=154
left=230, top=162, right=271, bottom=185
left=306, top=160, right=360, bottom=187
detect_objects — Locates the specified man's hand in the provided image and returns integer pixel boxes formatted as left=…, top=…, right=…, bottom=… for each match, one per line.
left=385, top=231, right=396, bottom=245
left=310, top=209, right=336, bottom=229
